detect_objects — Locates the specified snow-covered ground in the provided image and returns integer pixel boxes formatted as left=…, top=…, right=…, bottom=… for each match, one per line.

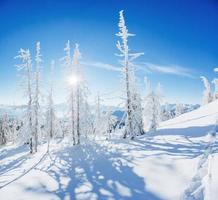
left=0, top=101, right=218, bottom=200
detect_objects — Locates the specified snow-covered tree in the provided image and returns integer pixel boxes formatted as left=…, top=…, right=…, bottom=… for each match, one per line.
left=201, top=76, right=213, bottom=105
left=0, top=115, right=9, bottom=145
left=175, top=102, right=183, bottom=117
left=161, top=103, right=173, bottom=121
left=15, top=49, right=34, bottom=153
left=145, top=91, right=161, bottom=132
left=61, top=40, right=76, bottom=144
left=62, top=42, right=87, bottom=145
left=116, top=10, right=144, bottom=139
left=93, top=92, right=102, bottom=138
left=144, top=79, right=162, bottom=132
left=82, top=100, right=93, bottom=139
left=72, top=44, right=82, bottom=145
left=10, top=118, right=21, bottom=143
left=93, top=106, right=117, bottom=140
left=105, top=112, right=117, bottom=140
left=46, top=60, right=56, bottom=152
left=33, top=41, right=42, bottom=152
left=131, top=91, right=144, bottom=135
left=212, top=78, right=218, bottom=100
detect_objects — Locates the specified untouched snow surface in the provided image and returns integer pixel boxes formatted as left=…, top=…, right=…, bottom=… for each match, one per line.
left=0, top=100, right=218, bottom=200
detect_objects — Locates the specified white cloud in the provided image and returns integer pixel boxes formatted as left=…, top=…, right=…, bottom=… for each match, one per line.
left=144, top=63, right=194, bottom=78
left=214, top=68, right=218, bottom=73
left=81, top=61, right=194, bottom=78
left=82, top=61, right=121, bottom=72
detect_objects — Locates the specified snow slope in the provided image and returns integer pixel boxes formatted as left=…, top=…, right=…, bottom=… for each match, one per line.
left=0, top=101, right=218, bottom=200
left=158, top=99, right=218, bottom=137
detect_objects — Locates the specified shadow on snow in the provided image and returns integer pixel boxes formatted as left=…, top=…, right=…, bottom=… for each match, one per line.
left=27, top=141, right=163, bottom=200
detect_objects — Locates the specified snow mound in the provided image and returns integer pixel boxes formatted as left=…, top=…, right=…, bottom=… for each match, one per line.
left=157, top=100, right=218, bottom=137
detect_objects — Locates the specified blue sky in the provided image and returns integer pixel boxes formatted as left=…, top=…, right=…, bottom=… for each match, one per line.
left=0, top=0, right=218, bottom=105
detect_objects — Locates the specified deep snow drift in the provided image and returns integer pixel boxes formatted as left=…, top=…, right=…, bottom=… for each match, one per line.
left=0, top=100, right=218, bottom=200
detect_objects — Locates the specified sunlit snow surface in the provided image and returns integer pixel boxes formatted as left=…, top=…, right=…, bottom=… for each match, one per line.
left=1, top=100, right=218, bottom=200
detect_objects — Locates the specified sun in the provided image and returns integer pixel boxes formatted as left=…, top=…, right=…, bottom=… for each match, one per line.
left=67, top=74, right=80, bottom=86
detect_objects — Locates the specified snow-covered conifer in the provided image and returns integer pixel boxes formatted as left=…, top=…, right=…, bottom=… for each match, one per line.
left=145, top=92, right=161, bottom=131
left=15, top=48, right=34, bottom=153
left=107, top=113, right=118, bottom=140
left=212, top=78, right=218, bottom=100
left=64, top=43, right=86, bottom=145
left=116, top=10, right=144, bottom=139
left=103, top=110, right=117, bottom=140
left=72, top=44, right=82, bottom=144
left=161, top=103, right=172, bottom=121
left=131, top=91, right=144, bottom=135
left=0, top=115, right=9, bottom=145
left=61, top=40, right=76, bottom=144
left=33, top=41, right=42, bottom=152
left=82, top=100, right=93, bottom=139
left=46, top=60, right=56, bottom=151
left=144, top=79, right=162, bottom=132
left=201, top=76, right=213, bottom=105
left=93, top=92, right=102, bottom=138
left=175, top=102, right=183, bottom=117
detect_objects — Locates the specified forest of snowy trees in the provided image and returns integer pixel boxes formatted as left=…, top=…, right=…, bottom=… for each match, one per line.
left=0, top=10, right=215, bottom=153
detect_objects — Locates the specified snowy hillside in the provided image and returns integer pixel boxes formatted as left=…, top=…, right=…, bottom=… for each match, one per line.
left=158, top=100, right=218, bottom=137
left=0, top=100, right=218, bottom=200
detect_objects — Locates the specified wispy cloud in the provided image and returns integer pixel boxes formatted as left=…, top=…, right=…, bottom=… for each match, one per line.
left=214, top=68, right=218, bottom=73
left=82, top=61, right=121, bottom=72
left=144, top=62, right=195, bottom=78
left=81, top=60, right=195, bottom=78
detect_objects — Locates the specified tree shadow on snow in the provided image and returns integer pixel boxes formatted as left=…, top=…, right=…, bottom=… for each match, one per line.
left=156, top=125, right=214, bottom=138
left=131, top=136, right=218, bottom=160
left=28, top=141, right=163, bottom=200
left=0, top=145, right=29, bottom=179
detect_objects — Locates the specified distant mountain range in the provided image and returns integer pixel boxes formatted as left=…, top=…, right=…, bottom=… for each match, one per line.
left=0, top=103, right=124, bottom=119
left=164, top=103, right=200, bottom=113
left=0, top=103, right=200, bottom=121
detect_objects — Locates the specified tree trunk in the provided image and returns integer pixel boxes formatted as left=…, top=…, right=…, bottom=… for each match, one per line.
left=123, top=59, right=133, bottom=139
left=77, top=87, right=80, bottom=145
